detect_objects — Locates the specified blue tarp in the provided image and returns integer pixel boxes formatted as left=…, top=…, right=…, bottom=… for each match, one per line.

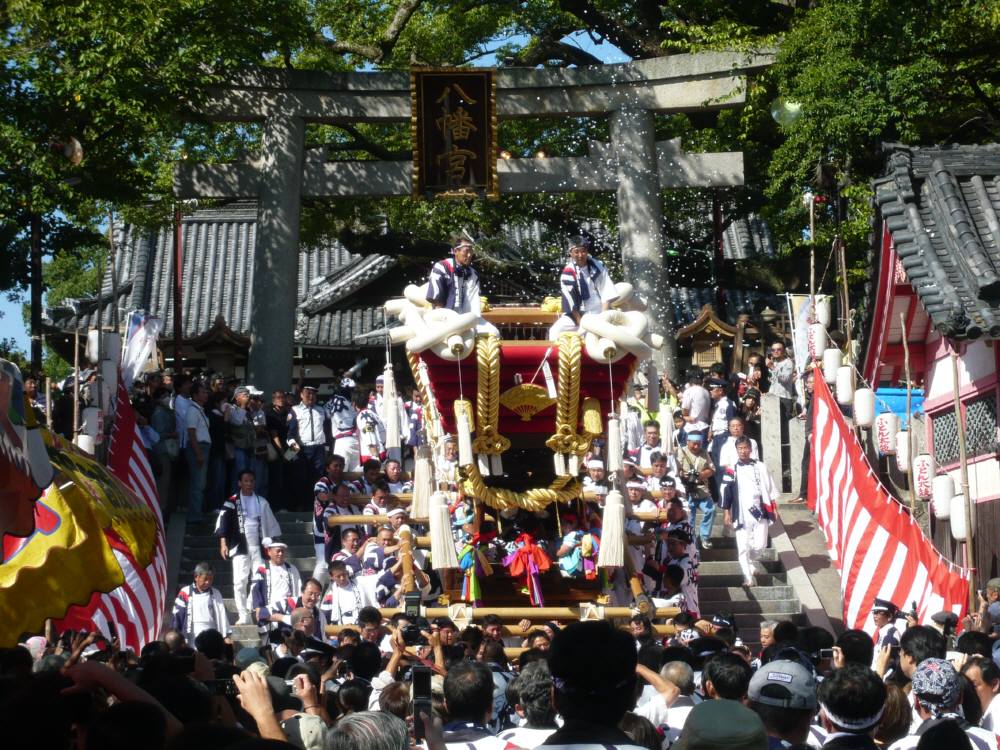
left=875, top=387, right=925, bottom=430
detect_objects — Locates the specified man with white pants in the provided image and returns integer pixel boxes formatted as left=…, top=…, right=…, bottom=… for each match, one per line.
left=328, top=377, right=360, bottom=472
left=214, top=469, right=281, bottom=624
left=720, top=436, right=778, bottom=589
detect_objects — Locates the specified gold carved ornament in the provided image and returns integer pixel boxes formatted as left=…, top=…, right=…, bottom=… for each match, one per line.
left=544, top=333, right=592, bottom=457
left=471, top=334, right=509, bottom=455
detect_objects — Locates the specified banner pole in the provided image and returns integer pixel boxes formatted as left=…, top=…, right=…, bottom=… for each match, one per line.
left=899, top=313, right=916, bottom=512
left=950, top=350, right=975, bottom=613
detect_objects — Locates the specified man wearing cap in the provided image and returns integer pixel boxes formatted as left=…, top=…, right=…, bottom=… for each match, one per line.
left=426, top=232, right=498, bottom=335
left=288, top=385, right=331, bottom=509
left=226, top=385, right=257, bottom=496
left=721, top=436, right=779, bottom=588
left=972, top=577, right=1000, bottom=641
left=888, top=658, right=995, bottom=750
left=871, top=599, right=901, bottom=655
left=675, top=431, right=716, bottom=549
left=215, top=469, right=282, bottom=624
left=328, top=377, right=360, bottom=472
left=252, top=537, right=303, bottom=641
left=673, top=696, right=768, bottom=750
left=747, top=659, right=818, bottom=749
left=264, top=389, right=291, bottom=509
left=548, top=234, right=619, bottom=339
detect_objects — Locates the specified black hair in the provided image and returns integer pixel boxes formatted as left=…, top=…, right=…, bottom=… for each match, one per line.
left=751, top=685, right=814, bottom=738
left=341, top=527, right=360, bottom=541
left=327, top=454, right=345, bottom=468
left=444, top=660, right=495, bottom=723
left=618, top=712, right=660, bottom=750
left=900, top=626, right=945, bottom=665
left=818, top=663, right=887, bottom=733
left=362, top=458, right=381, bottom=473
left=734, top=435, right=753, bottom=448
left=237, top=468, right=255, bottom=481
left=483, top=614, right=503, bottom=628
left=915, top=717, right=975, bottom=750
left=643, top=419, right=660, bottom=431
left=337, top=678, right=372, bottom=713
left=955, top=630, right=993, bottom=657
left=772, top=620, right=799, bottom=644
left=702, top=652, right=752, bottom=700
left=549, top=621, right=637, bottom=726
left=85, top=701, right=167, bottom=750
left=347, top=641, right=381, bottom=680
left=357, top=606, right=381, bottom=626
left=518, top=648, right=547, bottom=671
left=836, top=629, right=875, bottom=667
left=660, top=646, right=694, bottom=668
left=482, top=640, right=508, bottom=668
left=513, top=660, right=557, bottom=728
left=352, top=390, right=370, bottom=409
left=193, top=628, right=226, bottom=661
left=371, top=479, right=390, bottom=494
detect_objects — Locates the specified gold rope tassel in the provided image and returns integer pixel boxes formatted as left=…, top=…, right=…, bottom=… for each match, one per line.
left=546, top=334, right=588, bottom=476
left=472, top=335, right=509, bottom=476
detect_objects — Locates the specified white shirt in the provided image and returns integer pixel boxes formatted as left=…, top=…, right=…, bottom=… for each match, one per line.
left=174, top=394, right=191, bottom=448
left=710, top=396, right=732, bottom=437
left=731, top=460, right=778, bottom=529
left=982, top=694, right=1000, bottom=731
left=769, top=358, right=796, bottom=400
left=324, top=583, right=362, bottom=625
left=681, top=385, right=711, bottom=423
left=497, top=726, right=556, bottom=748
left=239, top=492, right=263, bottom=522
left=269, top=565, right=293, bottom=604
left=292, top=403, right=326, bottom=447
left=185, top=401, right=210, bottom=444
left=718, top=436, right=760, bottom=469
left=887, top=723, right=994, bottom=750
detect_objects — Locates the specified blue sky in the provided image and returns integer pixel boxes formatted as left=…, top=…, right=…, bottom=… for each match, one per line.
left=0, top=31, right=629, bottom=354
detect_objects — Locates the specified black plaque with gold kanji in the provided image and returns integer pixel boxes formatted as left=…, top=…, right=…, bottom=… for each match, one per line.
left=411, top=68, right=498, bottom=200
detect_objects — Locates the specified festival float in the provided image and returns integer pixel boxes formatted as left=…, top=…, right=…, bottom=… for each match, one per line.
left=345, top=281, right=681, bottom=626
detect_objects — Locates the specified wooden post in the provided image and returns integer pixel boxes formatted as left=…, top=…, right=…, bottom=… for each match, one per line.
left=950, top=351, right=976, bottom=611
left=172, top=206, right=184, bottom=368
left=838, top=239, right=853, bottom=361
left=29, top=214, right=43, bottom=373
left=900, top=314, right=916, bottom=512
left=72, top=328, right=80, bottom=439
left=399, top=528, right=416, bottom=594
left=43, top=332, right=52, bottom=428
left=809, top=196, right=816, bottom=302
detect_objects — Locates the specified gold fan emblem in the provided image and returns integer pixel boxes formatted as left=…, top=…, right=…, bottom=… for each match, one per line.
left=499, top=383, right=556, bottom=422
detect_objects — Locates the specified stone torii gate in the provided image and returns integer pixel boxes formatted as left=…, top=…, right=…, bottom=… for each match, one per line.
left=174, top=51, right=770, bottom=393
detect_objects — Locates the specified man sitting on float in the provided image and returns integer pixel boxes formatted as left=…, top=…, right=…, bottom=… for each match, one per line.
left=426, top=231, right=498, bottom=335
left=548, top=234, right=620, bottom=339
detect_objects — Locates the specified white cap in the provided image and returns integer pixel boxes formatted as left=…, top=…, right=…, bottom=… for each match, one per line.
left=387, top=507, right=407, bottom=518
left=587, top=459, right=605, bottom=470
left=262, top=537, right=287, bottom=549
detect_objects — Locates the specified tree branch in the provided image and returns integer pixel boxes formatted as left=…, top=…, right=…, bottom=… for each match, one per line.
left=557, top=0, right=662, bottom=58
left=314, top=0, right=423, bottom=63
left=511, top=38, right=604, bottom=67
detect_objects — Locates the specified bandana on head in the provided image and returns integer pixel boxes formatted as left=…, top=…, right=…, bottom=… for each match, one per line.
left=911, top=658, right=960, bottom=716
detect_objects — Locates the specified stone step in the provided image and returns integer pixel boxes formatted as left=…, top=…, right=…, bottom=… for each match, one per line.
left=698, top=585, right=796, bottom=602
left=699, top=598, right=801, bottom=615
left=181, top=543, right=316, bottom=559
left=697, top=547, right=777, bottom=562
left=695, top=572, right=787, bottom=587
left=695, top=559, right=782, bottom=576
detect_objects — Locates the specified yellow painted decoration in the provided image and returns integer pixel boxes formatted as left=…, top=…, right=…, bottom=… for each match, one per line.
left=499, top=383, right=556, bottom=421
left=540, top=296, right=562, bottom=313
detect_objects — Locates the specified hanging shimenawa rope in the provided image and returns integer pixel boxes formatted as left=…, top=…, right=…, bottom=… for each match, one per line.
left=461, top=461, right=581, bottom=512
left=545, top=333, right=591, bottom=459
left=472, top=334, right=510, bottom=457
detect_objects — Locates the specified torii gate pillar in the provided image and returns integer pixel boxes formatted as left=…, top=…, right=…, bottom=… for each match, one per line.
left=611, top=106, right=678, bottom=377
left=249, top=115, right=305, bottom=392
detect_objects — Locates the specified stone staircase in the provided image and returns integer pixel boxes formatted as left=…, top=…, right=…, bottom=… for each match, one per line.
left=695, top=515, right=805, bottom=649
left=178, top=512, right=318, bottom=645
left=175, top=510, right=806, bottom=649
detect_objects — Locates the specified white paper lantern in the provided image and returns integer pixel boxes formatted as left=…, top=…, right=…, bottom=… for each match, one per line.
left=874, top=413, right=899, bottom=454
left=816, top=296, right=832, bottom=328
left=836, top=366, right=855, bottom=405
left=950, top=494, right=975, bottom=541
left=912, top=454, right=936, bottom=499
left=822, top=348, right=842, bottom=384
left=895, top=430, right=910, bottom=472
left=74, top=434, right=96, bottom=455
left=808, top=323, right=828, bottom=359
left=86, top=329, right=101, bottom=364
left=932, top=474, right=954, bottom=519
left=853, top=388, right=875, bottom=427
left=102, top=332, right=122, bottom=365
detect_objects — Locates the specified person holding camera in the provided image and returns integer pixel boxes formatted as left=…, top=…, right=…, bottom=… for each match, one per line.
left=674, top=433, right=716, bottom=549
left=720, top=436, right=778, bottom=589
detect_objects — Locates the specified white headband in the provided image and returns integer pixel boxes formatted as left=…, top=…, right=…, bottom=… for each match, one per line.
left=819, top=702, right=885, bottom=731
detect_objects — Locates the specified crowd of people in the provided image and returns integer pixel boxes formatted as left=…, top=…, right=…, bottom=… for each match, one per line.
left=6, top=591, right=1000, bottom=750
